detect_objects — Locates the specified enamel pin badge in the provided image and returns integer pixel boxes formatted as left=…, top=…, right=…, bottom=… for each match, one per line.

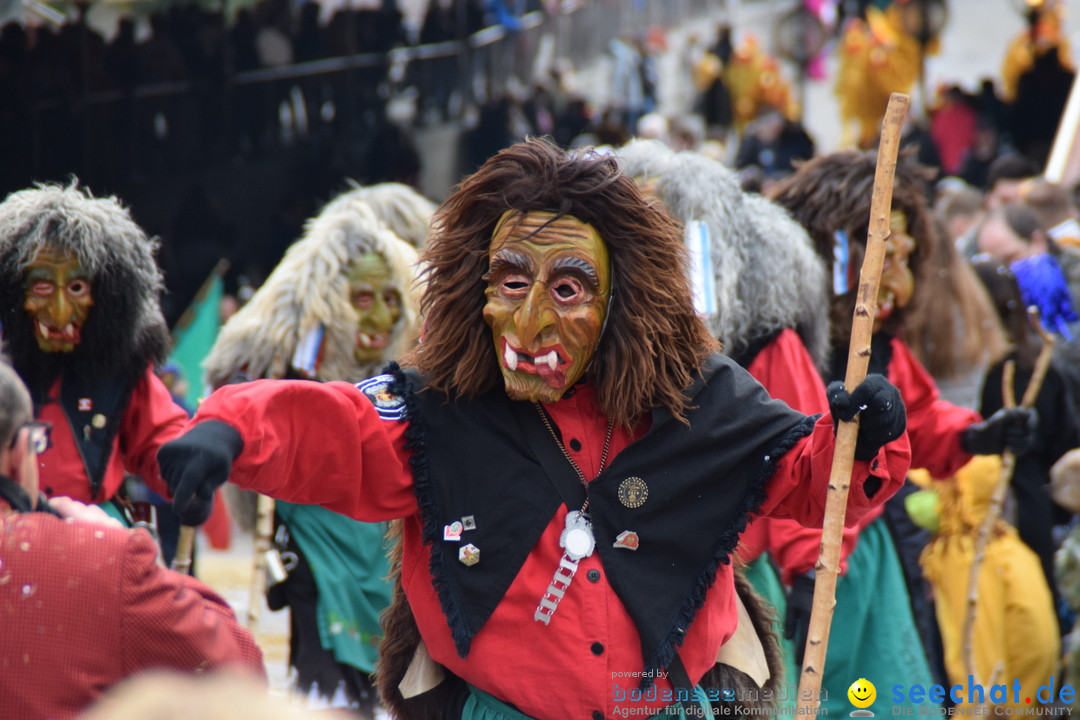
left=617, top=477, right=648, bottom=508
left=613, top=530, right=639, bottom=550
left=444, top=521, right=464, bottom=541
left=459, top=544, right=480, bottom=566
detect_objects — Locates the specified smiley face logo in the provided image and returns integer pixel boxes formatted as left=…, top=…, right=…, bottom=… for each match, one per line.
left=848, top=678, right=877, bottom=710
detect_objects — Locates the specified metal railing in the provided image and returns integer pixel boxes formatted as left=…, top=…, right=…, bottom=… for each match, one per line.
left=12, top=0, right=724, bottom=189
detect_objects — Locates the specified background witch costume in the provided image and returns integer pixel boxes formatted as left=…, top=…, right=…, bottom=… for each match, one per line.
left=616, top=139, right=831, bottom=699
left=768, top=151, right=1037, bottom=716
left=202, top=186, right=423, bottom=714
left=0, top=181, right=191, bottom=525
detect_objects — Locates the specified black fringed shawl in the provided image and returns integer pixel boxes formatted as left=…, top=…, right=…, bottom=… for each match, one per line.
left=386, top=353, right=818, bottom=680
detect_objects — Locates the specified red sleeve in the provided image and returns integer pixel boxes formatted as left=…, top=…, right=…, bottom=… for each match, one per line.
left=119, top=366, right=189, bottom=498
left=120, top=529, right=265, bottom=679
left=888, top=338, right=980, bottom=478
left=764, top=516, right=866, bottom=584
left=756, top=413, right=911, bottom=528
left=745, top=328, right=829, bottom=415
left=738, top=329, right=830, bottom=564
left=195, top=379, right=417, bottom=522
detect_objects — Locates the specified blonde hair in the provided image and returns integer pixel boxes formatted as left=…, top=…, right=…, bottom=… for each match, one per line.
left=80, top=671, right=351, bottom=720
left=328, top=181, right=437, bottom=249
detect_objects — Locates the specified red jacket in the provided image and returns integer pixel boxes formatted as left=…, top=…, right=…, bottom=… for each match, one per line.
left=36, top=366, right=188, bottom=503
left=193, top=368, right=910, bottom=720
left=0, top=503, right=265, bottom=720
left=736, top=328, right=830, bottom=564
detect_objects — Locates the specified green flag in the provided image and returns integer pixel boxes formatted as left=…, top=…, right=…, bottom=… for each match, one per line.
left=169, top=259, right=229, bottom=409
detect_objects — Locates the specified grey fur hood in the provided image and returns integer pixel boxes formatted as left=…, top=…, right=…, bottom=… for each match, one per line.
left=616, top=140, right=829, bottom=370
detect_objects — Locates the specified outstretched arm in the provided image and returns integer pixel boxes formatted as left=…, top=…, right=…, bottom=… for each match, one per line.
left=159, top=379, right=417, bottom=523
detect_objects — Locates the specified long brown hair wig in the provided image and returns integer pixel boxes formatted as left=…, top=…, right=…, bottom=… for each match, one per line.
left=767, top=149, right=936, bottom=347
left=404, top=138, right=718, bottom=429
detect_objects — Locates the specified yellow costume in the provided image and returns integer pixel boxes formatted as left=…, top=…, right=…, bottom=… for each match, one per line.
left=722, top=34, right=798, bottom=134
left=834, top=6, right=925, bottom=148
left=1001, top=0, right=1074, bottom=102
left=914, top=456, right=1059, bottom=707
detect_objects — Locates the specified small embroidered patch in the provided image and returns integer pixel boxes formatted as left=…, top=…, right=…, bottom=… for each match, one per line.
left=356, top=374, right=407, bottom=421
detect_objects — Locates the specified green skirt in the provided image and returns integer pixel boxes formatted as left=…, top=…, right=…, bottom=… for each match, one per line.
left=817, top=517, right=938, bottom=716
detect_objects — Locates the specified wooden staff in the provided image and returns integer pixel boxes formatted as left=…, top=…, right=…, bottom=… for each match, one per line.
left=961, top=310, right=1055, bottom=684
left=171, top=525, right=197, bottom=574
left=797, top=92, right=910, bottom=711
left=246, top=492, right=277, bottom=629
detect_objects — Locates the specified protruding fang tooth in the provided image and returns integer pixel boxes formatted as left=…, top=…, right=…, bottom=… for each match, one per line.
left=358, top=332, right=371, bottom=346
left=38, top=321, right=49, bottom=338
left=64, top=323, right=73, bottom=336
left=541, top=350, right=558, bottom=370
left=504, top=343, right=518, bottom=371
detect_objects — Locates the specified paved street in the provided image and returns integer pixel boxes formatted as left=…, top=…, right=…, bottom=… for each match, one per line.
left=196, top=527, right=292, bottom=694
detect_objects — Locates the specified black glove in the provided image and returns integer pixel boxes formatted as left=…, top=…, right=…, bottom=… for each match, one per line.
left=960, top=407, right=1038, bottom=456
left=157, top=420, right=244, bottom=526
left=176, top=495, right=215, bottom=528
left=827, top=374, right=907, bottom=462
left=783, top=571, right=815, bottom=666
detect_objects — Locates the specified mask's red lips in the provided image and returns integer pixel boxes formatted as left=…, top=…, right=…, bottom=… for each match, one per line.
left=501, top=338, right=570, bottom=389
left=37, top=320, right=81, bottom=344
left=357, top=330, right=391, bottom=349
left=875, top=294, right=895, bottom=322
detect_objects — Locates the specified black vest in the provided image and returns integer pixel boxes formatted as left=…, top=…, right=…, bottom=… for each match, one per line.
left=55, top=372, right=132, bottom=499
left=389, top=354, right=817, bottom=678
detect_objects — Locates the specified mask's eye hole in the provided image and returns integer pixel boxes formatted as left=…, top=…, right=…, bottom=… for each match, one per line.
left=500, top=274, right=530, bottom=300
left=353, top=291, right=375, bottom=309
left=551, top=277, right=586, bottom=305
left=29, top=281, right=55, bottom=297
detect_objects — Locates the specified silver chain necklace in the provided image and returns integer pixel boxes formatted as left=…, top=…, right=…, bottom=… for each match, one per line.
left=532, top=402, right=613, bottom=625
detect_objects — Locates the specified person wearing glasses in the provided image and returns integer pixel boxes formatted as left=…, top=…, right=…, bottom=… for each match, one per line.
left=0, top=358, right=265, bottom=720
left=0, top=182, right=201, bottom=535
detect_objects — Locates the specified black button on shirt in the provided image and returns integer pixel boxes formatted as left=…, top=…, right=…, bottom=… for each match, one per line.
left=569, top=438, right=582, bottom=451
left=591, top=641, right=604, bottom=655
left=587, top=569, right=601, bottom=583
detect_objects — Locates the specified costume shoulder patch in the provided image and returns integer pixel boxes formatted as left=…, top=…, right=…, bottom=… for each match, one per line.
left=356, top=374, right=408, bottom=421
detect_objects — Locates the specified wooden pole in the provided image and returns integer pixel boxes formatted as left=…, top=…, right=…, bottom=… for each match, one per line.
left=796, top=92, right=910, bottom=711
left=1045, top=72, right=1080, bottom=185
left=961, top=311, right=1055, bottom=684
left=246, top=493, right=277, bottom=629
left=171, top=525, right=197, bottom=574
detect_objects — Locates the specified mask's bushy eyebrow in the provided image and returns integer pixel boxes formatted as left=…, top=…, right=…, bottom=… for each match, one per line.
left=551, top=255, right=600, bottom=289
left=483, top=248, right=534, bottom=281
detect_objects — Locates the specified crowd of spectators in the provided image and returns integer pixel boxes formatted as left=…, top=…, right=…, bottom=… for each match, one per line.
left=0, top=0, right=563, bottom=324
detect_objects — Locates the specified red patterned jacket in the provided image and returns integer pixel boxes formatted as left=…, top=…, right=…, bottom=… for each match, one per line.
left=0, top=499, right=264, bottom=720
